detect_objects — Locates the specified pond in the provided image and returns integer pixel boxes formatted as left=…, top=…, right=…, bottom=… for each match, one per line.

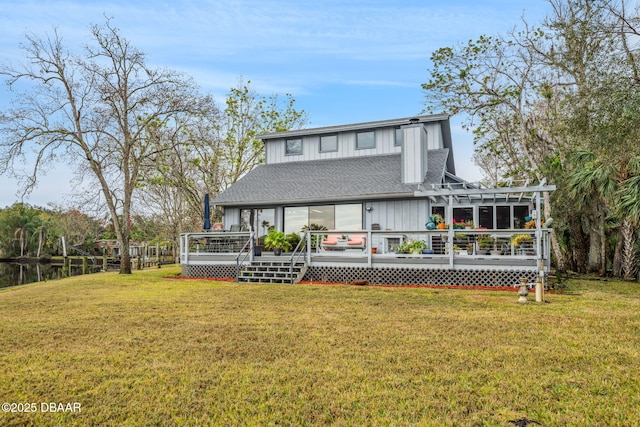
left=0, top=261, right=103, bottom=289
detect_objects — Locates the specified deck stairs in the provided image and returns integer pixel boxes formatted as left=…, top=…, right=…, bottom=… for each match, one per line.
left=237, top=260, right=307, bottom=284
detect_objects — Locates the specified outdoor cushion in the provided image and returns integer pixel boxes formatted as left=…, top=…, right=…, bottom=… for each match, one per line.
left=348, top=235, right=366, bottom=245
left=322, top=236, right=338, bottom=245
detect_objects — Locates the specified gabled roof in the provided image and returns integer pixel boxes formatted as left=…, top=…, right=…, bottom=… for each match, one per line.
left=213, top=149, right=450, bottom=207
left=258, top=114, right=450, bottom=140
left=259, top=113, right=456, bottom=176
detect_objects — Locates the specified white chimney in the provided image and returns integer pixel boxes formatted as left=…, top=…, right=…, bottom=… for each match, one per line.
left=400, top=122, right=428, bottom=184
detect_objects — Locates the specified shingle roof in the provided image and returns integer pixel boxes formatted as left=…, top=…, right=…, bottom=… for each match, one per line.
left=213, top=149, right=450, bottom=207
left=258, top=114, right=450, bottom=140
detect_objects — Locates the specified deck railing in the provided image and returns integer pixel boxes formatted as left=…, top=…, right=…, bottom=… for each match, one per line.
left=180, top=231, right=253, bottom=264
left=180, top=228, right=552, bottom=272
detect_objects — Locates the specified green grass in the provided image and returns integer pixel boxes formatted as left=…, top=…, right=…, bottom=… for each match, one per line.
left=1, top=269, right=639, bottom=426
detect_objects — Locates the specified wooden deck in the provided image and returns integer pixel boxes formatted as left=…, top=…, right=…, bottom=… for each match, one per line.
left=180, top=228, right=551, bottom=273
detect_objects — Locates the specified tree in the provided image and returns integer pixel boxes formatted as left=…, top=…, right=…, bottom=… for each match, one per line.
left=0, top=203, right=43, bottom=258
left=0, top=19, right=216, bottom=273
left=219, top=80, right=308, bottom=188
left=423, top=0, right=640, bottom=277
left=558, top=1, right=640, bottom=278
left=142, top=79, right=307, bottom=238
left=422, top=26, right=567, bottom=269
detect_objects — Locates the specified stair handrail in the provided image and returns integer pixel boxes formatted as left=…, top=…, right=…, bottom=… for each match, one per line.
left=235, top=231, right=255, bottom=281
left=288, top=231, right=308, bottom=284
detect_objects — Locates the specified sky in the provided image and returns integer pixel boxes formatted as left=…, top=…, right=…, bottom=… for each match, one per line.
left=0, top=0, right=549, bottom=209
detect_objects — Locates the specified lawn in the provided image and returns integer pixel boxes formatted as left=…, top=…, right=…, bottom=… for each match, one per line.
left=1, top=268, right=639, bottom=426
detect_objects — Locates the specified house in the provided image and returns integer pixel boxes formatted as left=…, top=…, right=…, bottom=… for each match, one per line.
left=180, top=114, right=555, bottom=287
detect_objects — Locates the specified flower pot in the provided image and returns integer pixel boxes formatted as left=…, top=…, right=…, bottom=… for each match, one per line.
left=273, top=248, right=282, bottom=256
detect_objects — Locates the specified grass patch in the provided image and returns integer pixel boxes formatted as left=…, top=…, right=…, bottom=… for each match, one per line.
left=1, top=269, right=639, bottom=426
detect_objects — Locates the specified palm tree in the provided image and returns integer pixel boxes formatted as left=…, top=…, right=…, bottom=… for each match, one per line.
left=617, top=158, right=640, bottom=280
left=566, top=150, right=618, bottom=274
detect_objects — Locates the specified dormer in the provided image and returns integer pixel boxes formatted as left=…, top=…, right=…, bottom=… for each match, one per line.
left=258, top=114, right=455, bottom=175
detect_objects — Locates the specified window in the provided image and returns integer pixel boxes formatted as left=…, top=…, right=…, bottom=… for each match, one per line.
left=285, top=138, right=302, bottom=155
left=284, top=207, right=309, bottom=235
left=496, top=206, right=511, bottom=229
left=241, top=208, right=275, bottom=237
left=356, top=131, right=375, bottom=149
left=431, top=206, right=445, bottom=222
left=320, top=135, right=338, bottom=153
left=394, top=128, right=403, bottom=146
left=310, top=205, right=335, bottom=230
left=453, top=207, right=473, bottom=224
left=335, top=204, right=362, bottom=229
left=284, top=203, right=363, bottom=234
left=513, top=205, right=529, bottom=229
left=478, top=206, right=494, bottom=229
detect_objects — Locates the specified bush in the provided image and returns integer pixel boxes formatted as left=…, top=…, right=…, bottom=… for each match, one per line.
left=263, top=229, right=292, bottom=251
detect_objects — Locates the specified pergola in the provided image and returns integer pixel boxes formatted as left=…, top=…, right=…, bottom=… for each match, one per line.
left=414, top=179, right=557, bottom=276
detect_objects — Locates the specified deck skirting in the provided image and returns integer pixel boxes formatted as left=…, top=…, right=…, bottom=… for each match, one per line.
left=302, top=266, right=538, bottom=287
left=181, top=263, right=541, bottom=287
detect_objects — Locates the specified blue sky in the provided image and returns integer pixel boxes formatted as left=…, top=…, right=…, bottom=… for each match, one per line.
left=0, top=0, right=549, bottom=209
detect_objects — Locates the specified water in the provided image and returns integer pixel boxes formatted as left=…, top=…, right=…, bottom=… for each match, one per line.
left=0, top=261, right=102, bottom=289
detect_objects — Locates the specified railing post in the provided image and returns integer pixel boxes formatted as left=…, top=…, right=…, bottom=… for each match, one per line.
left=448, top=194, right=454, bottom=268
left=250, top=231, right=254, bottom=262
left=367, top=230, right=372, bottom=267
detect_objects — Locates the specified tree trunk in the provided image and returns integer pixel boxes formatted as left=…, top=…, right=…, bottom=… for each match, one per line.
left=612, top=228, right=623, bottom=277
left=621, top=218, right=637, bottom=281
left=569, top=216, right=589, bottom=273
left=587, top=219, right=603, bottom=273
left=120, top=234, right=132, bottom=274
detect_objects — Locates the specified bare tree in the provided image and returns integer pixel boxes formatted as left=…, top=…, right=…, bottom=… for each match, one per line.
left=0, top=19, right=217, bottom=273
left=141, top=79, right=308, bottom=237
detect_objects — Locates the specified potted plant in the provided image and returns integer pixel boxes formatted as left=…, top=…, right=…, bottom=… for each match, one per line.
left=466, top=243, right=474, bottom=255
left=407, top=240, right=428, bottom=254
left=393, top=239, right=426, bottom=255
left=477, top=234, right=494, bottom=255
left=264, top=229, right=292, bottom=255
left=511, top=234, right=533, bottom=248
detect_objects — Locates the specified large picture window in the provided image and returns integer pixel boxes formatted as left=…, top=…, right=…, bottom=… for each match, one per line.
left=284, top=207, right=309, bottom=235
left=240, top=208, right=276, bottom=237
left=335, top=204, right=362, bottom=229
left=310, top=205, right=335, bottom=229
left=285, top=203, right=362, bottom=234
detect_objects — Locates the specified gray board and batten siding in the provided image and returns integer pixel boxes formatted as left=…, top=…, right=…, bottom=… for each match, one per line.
left=262, top=116, right=451, bottom=168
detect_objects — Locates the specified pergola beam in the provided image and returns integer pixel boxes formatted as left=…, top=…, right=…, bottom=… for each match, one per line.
left=414, top=184, right=556, bottom=199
